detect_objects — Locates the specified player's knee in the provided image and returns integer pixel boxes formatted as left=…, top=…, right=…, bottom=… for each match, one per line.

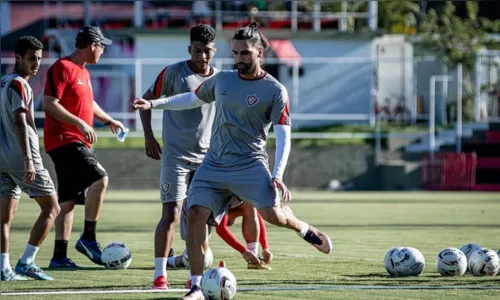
left=161, top=203, right=181, bottom=226
left=39, top=198, right=61, bottom=220
left=1, top=210, right=15, bottom=225
left=188, top=206, right=210, bottom=226
left=95, top=176, right=109, bottom=191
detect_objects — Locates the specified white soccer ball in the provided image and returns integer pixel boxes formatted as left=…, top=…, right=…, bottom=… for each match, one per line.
left=182, top=247, right=214, bottom=270
left=384, top=247, right=403, bottom=276
left=101, top=242, right=132, bottom=270
left=436, top=248, right=467, bottom=277
left=468, top=248, right=500, bottom=276
left=390, top=247, right=425, bottom=276
left=201, top=267, right=237, bottom=300
left=459, top=243, right=482, bottom=261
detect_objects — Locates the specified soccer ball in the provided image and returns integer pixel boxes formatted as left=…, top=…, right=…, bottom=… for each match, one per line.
left=468, top=248, right=500, bottom=276
left=182, top=247, right=214, bottom=269
left=436, top=248, right=467, bottom=277
left=101, top=242, right=132, bottom=270
left=459, top=243, right=482, bottom=261
left=389, top=247, right=425, bottom=276
left=201, top=267, right=237, bottom=300
left=384, top=247, right=403, bottom=276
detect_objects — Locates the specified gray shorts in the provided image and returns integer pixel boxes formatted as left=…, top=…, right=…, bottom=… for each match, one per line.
left=187, top=160, right=279, bottom=225
left=179, top=192, right=241, bottom=241
left=0, top=169, right=56, bottom=200
left=159, top=163, right=198, bottom=203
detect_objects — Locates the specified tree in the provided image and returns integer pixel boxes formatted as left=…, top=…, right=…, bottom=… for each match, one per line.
left=420, top=1, right=500, bottom=121
left=378, top=0, right=420, bottom=34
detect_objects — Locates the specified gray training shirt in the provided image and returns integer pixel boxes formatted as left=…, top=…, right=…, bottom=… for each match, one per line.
left=194, top=70, right=291, bottom=168
left=0, top=73, right=42, bottom=172
left=148, top=60, right=219, bottom=165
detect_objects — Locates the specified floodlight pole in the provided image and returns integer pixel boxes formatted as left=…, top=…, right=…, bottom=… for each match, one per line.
left=429, top=75, right=453, bottom=153
left=456, top=64, right=463, bottom=153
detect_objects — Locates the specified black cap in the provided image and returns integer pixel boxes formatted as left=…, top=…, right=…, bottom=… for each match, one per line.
left=76, top=26, right=112, bottom=46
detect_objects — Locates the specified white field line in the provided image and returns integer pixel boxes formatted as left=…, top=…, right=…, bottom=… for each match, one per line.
left=2, top=284, right=500, bottom=296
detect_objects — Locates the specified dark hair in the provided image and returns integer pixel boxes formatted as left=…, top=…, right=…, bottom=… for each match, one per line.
left=190, top=24, right=216, bottom=44
left=15, top=36, right=43, bottom=57
left=232, top=21, right=269, bottom=49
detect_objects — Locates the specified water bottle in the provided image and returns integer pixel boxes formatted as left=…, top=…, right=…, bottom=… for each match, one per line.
left=116, top=127, right=129, bottom=142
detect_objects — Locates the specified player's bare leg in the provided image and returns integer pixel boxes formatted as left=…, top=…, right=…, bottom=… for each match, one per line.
left=85, top=176, right=108, bottom=222
left=75, top=176, right=109, bottom=266
left=49, top=200, right=77, bottom=269
left=153, top=201, right=182, bottom=289
left=183, top=205, right=212, bottom=300
left=258, top=205, right=332, bottom=254
left=15, top=195, right=59, bottom=280
left=237, top=204, right=269, bottom=269
left=0, top=197, right=23, bottom=280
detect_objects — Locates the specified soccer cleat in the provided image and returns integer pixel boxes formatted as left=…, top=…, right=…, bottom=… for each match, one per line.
left=168, top=248, right=176, bottom=258
left=248, top=259, right=272, bottom=270
left=14, top=261, right=53, bottom=280
left=152, top=275, right=168, bottom=290
left=302, top=225, right=333, bottom=254
left=48, top=257, right=80, bottom=269
left=182, top=285, right=205, bottom=300
left=185, top=279, right=192, bottom=289
left=0, top=270, right=27, bottom=281
left=75, top=235, right=103, bottom=266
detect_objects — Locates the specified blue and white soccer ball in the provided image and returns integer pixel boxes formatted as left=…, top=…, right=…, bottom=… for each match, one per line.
left=459, top=243, right=482, bottom=261
left=385, top=247, right=425, bottom=277
left=468, top=248, right=500, bottom=276
left=436, top=248, right=467, bottom=277
left=201, top=267, right=237, bottom=300
left=101, top=242, right=132, bottom=270
left=384, top=247, right=403, bottom=276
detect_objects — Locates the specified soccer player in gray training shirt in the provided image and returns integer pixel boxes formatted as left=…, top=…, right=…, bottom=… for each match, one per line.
left=0, top=37, right=59, bottom=281
left=139, top=24, right=262, bottom=290
left=133, top=22, right=333, bottom=300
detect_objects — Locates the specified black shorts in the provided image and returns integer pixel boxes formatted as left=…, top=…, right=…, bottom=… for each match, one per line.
left=47, top=142, right=107, bottom=205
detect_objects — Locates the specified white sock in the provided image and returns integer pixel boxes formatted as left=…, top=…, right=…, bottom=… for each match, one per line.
left=298, top=221, right=310, bottom=237
left=187, top=270, right=192, bottom=281
left=1, top=253, right=12, bottom=273
left=154, top=257, right=167, bottom=279
left=20, top=244, right=39, bottom=265
left=167, top=256, right=177, bottom=268
left=192, top=275, right=202, bottom=287
left=247, top=242, right=259, bottom=255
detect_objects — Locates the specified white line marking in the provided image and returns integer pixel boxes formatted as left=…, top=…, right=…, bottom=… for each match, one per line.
left=2, top=285, right=500, bottom=296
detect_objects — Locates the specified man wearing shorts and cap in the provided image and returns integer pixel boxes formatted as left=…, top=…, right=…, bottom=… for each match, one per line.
left=43, top=26, right=125, bottom=269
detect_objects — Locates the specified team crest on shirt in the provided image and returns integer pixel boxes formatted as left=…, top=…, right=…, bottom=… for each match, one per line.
left=161, top=181, right=170, bottom=193
left=246, top=94, right=259, bottom=107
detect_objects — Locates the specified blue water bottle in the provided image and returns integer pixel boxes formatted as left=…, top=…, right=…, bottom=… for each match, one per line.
left=116, top=127, right=129, bottom=142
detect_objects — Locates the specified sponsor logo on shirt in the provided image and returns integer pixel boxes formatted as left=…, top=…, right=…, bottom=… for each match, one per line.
left=77, top=79, right=83, bottom=85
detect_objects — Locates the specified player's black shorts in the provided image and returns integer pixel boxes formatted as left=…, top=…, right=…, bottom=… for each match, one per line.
left=47, top=142, right=108, bottom=205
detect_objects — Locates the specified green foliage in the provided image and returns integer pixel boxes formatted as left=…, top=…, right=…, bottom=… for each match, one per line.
left=419, top=1, right=500, bottom=121
left=378, top=0, right=420, bottom=33
left=420, top=1, right=485, bottom=72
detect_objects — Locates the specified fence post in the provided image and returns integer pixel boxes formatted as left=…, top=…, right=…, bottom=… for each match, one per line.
left=134, top=59, right=143, bottom=132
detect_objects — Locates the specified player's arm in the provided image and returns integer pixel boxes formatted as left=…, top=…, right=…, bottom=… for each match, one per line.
left=215, top=214, right=247, bottom=254
left=258, top=213, right=269, bottom=250
left=139, top=67, right=170, bottom=137
left=271, top=86, right=292, bottom=201
left=8, top=82, right=36, bottom=183
left=43, top=63, right=97, bottom=143
left=258, top=212, right=273, bottom=264
left=93, top=101, right=125, bottom=134
left=132, top=73, right=218, bottom=111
